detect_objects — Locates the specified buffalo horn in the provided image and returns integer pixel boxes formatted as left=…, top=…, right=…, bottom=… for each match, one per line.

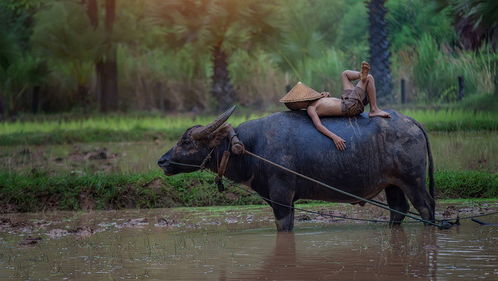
left=191, top=105, right=236, bottom=139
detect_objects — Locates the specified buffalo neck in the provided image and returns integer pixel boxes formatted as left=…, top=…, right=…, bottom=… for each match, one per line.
left=205, top=137, right=253, bottom=184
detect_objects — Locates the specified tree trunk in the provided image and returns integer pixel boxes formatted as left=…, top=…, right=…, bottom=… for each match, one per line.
left=84, top=0, right=118, bottom=112
left=211, top=44, right=236, bottom=111
left=99, top=0, right=118, bottom=112
left=0, top=91, right=5, bottom=117
left=367, top=0, right=392, bottom=104
left=77, top=84, right=89, bottom=111
left=84, top=0, right=102, bottom=111
left=100, top=46, right=118, bottom=112
left=31, top=86, right=40, bottom=114
left=85, top=0, right=98, bottom=28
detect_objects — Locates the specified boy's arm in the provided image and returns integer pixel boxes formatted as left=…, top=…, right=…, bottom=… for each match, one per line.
left=306, top=105, right=346, bottom=151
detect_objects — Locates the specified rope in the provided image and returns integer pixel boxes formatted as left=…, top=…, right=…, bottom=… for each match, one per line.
left=167, top=161, right=203, bottom=168
left=243, top=150, right=445, bottom=228
left=226, top=173, right=497, bottom=226
left=168, top=147, right=216, bottom=169
left=232, top=183, right=395, bottom=224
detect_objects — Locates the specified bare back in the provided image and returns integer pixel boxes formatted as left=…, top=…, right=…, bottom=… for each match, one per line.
left=309, top=97, right=343, bottom=117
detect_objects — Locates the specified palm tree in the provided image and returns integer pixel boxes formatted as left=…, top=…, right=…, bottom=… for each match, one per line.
left=437, top=0, right=497, bottom=50
left=366, top=0, right=393, bottom=103
left=436, top=0, right=497, bottom=94
left=152, top=0, right=282, bottom=110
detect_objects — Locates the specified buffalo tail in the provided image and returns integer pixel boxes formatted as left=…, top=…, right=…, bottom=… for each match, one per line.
left=406, top=116, right=435, bottom=200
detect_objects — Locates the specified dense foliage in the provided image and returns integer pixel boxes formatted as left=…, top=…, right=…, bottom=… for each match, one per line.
left=0, top=0, right=495, bottom=114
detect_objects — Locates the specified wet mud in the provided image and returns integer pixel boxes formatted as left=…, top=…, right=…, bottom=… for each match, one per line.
left=0, top=201, right=496, bottom=243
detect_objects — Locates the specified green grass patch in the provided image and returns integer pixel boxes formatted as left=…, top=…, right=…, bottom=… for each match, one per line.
left=0, top=169, right=496, bottom=213
left=0, top=170, right=263, bottom=213
left=401, top=109, right=498, bottom=131
left=435, top=170, right=498, bottom=198
left=0, top=113, right=263, bottom=145
left=0, top=113, right=262, bottom=136
left=453, top=94, right=498, bottom=112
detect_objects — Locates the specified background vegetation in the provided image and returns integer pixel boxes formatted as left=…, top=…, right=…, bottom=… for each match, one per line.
left=0, top=0, right=496, bottom=115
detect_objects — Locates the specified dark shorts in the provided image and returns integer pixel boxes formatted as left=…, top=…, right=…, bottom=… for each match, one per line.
left=341, top=86, right=366, bottom=117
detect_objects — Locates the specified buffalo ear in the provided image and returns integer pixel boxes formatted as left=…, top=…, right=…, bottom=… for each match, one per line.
left=208, top=124, right=230, bottom=148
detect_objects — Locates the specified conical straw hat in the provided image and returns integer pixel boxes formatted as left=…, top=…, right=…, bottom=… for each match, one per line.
left=279, top=82, right=326, bottom=103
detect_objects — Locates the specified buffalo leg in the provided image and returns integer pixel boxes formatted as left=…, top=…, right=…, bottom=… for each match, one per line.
left=268, top=178, right=295, bottom=232
left=400, top=179, right=435, bottom=224
left=385, top=185, right=409, bottom=225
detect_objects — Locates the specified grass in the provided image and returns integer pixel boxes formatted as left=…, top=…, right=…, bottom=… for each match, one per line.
left=0, top=113, right=267, bottom=135
left=0, top=113, right=264, bottom=145
left=434, top=170, right=498, bottom=199
left=0, top=169, right=496, bottom=213
left=0, top=170, right=263, bottom=213
left=401, top=109, right=498, bottom=131
left=0, top=108, right=497, bottom=145
left=454, top=93, right=498, bottom=112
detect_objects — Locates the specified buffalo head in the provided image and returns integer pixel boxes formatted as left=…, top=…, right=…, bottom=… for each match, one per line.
left=157, top=106, right=236, bottom=175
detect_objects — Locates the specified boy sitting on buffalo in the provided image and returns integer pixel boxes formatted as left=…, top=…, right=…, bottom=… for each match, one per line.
left=280, top=61, right=390, bottom=151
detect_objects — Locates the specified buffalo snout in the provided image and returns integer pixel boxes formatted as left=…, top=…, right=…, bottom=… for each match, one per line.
left=157, top=150, right=171, bottom=167
left=157, top=157, right=168, bottom=167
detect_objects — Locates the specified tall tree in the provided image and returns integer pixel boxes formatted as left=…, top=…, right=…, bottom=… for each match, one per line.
left=366, top=0, right=393, bottom=103
left=83, top=0, right=118, bottom=112
left=152, top=0, right=282, bottom=110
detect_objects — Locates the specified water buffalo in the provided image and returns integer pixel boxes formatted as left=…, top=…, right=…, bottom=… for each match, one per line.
left=158, top=107, right=435, bottom=231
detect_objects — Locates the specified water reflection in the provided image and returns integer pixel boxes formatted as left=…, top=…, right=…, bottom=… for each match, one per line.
left=227, top=227, right=441, bottom=281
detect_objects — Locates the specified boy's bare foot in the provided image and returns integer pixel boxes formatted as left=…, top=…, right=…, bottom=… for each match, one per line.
left=360, top=61, right=370, bottom=83
left=369, top=109, right=391, bottom=118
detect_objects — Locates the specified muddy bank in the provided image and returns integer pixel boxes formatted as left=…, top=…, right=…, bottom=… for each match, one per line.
left=1, top=169, right=497, bottom=213
left=1, top=201, right=496, bottom=244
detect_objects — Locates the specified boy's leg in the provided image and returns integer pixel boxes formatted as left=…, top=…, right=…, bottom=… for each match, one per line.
left=356, top=62, right=390, bottom=118
left=341, top=70, right=360, bottom=90
left=365, top=75, right=390, bottom=117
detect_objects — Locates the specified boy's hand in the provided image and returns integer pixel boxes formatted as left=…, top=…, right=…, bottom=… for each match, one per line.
left=332, top=136, right=346, bottom=150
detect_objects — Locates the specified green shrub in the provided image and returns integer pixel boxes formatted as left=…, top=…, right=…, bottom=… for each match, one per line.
left=435, top=170, right=498, bottom=198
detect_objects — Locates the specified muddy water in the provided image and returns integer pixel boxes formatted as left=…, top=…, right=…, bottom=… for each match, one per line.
left=1, top=131, right=497, bottom=174
left=1, top=203, right=497, bottom=280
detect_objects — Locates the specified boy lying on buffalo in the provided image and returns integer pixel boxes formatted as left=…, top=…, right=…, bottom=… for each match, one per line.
left=280, top=61, right=390, bottom=151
